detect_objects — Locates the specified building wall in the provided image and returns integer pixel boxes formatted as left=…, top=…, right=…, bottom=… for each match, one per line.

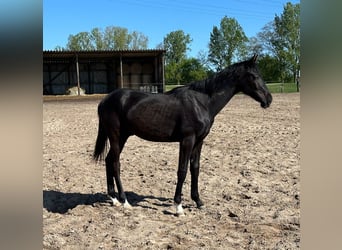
left=43, top=51, right=165, bottom=95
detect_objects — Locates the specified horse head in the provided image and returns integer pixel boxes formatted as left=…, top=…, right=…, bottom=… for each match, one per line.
left=238, top=54, right=272, bottom=108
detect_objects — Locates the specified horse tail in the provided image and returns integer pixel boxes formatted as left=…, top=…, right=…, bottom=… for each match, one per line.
left=93, top=104, right=108, bottom=162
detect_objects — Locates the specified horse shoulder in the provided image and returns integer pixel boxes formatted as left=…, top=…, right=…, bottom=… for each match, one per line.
left=176, top=92, right=212, bottom=137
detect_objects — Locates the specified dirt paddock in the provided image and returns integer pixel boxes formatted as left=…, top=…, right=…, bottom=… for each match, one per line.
left=43, top=93, right=300, bottom=249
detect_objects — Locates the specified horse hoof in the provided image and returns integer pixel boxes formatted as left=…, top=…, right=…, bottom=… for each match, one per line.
left=175, top=203, right=185, bottom=216
left=198, top=205, right=206, bottom=210
left=176, top=212, right=185, bottom=217
left=109, top=197, right=122, bottom=207
left=195, top=200, right=204, bottom=209
left=123, top=200, right=132, bottom=209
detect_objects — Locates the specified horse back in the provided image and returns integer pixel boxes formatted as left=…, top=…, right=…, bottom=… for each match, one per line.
left=99, top=88, right=212, bottom=142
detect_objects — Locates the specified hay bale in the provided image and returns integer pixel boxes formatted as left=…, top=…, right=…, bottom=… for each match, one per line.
left=66, top=86, right=86, bottom=96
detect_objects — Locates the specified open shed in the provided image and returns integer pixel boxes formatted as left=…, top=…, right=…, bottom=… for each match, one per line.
left=43, top=49, right=165, bottom=95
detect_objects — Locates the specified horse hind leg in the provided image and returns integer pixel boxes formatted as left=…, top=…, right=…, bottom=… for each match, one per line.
left=108, top=133, right=131, bottom=208
left=105, top=152, right=120, bottom=206
left=113, top=156, right=132, bottom=209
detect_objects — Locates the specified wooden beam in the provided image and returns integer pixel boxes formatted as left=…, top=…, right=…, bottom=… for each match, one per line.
left=75, top=54, right=80, bottom=96
left=161, top=54, right=165, bottom=92
left=120, top=54, right=123, bottom=88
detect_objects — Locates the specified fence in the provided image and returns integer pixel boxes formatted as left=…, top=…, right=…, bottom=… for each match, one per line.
left=265, top=82, right=299, bottom=93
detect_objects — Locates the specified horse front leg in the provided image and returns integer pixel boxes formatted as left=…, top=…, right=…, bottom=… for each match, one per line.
left=113, top=159, right=131, bottom=208
left=174, top=136, right=195, bottom=216
left=190, top=141, right=204, bottom=209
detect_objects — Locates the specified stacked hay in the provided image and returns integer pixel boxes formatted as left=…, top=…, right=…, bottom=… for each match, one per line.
left=66, top=86, right=86, bottom=96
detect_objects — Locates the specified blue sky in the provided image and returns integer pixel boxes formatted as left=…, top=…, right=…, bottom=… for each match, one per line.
left=43, top=0, right=299, bottom=57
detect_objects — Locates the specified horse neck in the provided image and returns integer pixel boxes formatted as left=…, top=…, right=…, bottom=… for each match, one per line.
left=207, top=73, right=239, bottom=118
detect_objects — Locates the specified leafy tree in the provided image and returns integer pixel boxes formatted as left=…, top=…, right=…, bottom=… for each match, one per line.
left=90, top=27, right=105, bottom=50
left=257, top=21, right=276, bottom=55
left=103, top=26, right=130, bottom=49
left=165, top=62, right=182, bottom=84
left=208, top=16, right=248, bottom=71
left=67, top=31, right=95, bottom=50
left=246, top=36, right=263, bottom=57
left=257, top=3, right=300, bottom=82
left=274, top=2, right=300, bottom=82
left=165, top=58, right=208, bottom=85
left=196, top=50, right=214, bottom=77
left=208, top=26, right=225, bottom=70
left=179, top=58, right=208, bottom=84
left=162, top=30, right=192, bottom=84
left=163, top=30, right=192, bottom=65
left=130, top=31, right=148, bottom=50
left=196, top=50, right=210, bottom=69
left=257, top=54, right=283, bottom=82
left=64, top=26, right=149, bottom=50
left=54, top=45, right=66, bottom=51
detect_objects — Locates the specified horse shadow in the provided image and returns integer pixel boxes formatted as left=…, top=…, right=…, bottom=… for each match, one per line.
left=43, top=190, right=172, bottom=214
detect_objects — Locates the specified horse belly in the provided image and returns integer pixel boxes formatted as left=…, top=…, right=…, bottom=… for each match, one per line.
left=127, top=103, right=179, bottom=142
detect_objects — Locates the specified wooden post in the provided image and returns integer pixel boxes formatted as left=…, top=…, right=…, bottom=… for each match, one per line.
left=296, top=70, right=300, bottom=92
left=48, top=64, right=52, bottom=94
left=161, top=53, right=165, bottom=93
left=154, top=57, right=158, bottom=93
left=120, top=54, right=124, bottom=88
left=75, top=54, right=80, bottom=96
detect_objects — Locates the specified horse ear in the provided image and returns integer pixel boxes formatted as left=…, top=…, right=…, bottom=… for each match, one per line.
left=245, top=54, right=258, bottom=68
left=251, top=54, right=258, bottom=63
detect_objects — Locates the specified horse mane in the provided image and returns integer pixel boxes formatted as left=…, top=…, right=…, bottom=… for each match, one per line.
left=165, top=59, right=251, bottom=97
left=188, top=60, right=246, bottom=96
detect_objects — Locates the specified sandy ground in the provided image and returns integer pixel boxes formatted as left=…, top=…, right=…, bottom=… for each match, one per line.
left=43, top=93, right=300, bottom=249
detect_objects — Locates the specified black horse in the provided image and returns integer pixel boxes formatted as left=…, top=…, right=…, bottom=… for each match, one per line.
left=93, top=55, right=272, bottom=216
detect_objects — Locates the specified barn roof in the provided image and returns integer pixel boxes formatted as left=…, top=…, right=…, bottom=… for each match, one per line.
left=43, top=49, right=166, bottom=59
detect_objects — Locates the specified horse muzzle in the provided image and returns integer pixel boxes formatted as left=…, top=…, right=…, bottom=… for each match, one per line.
left=261, top=93, right=272, bottom=109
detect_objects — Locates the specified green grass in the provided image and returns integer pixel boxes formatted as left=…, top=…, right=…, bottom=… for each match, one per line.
left=266, top=82, right=299, bottom=93
left=164, top=84, right=184, bottom=92
left=165, top=83, right=299, bottom=93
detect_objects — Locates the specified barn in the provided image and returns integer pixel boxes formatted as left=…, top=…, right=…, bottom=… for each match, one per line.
left=43, top=50, right=165, bottom=95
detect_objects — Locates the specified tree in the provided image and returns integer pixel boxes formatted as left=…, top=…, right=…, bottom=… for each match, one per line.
left=257, top=3, right=300, bottom=82
left=165, top=58, right=208, bottom=85
left=90, top=28, right=105, bottom=50
left=64, top=26, right=149, bottom=50
left=165, top=62, right=182, bottom=84
left=274, top=2, right=300, bottom=83
left=163, top=30, right=192, bottom=84
left=257, top=55, right=283, bottom=82
left=208, top=26, right=225, bottom=70
left=163, top=30, right=192, bottom=65
left=246, top=36, right=263, bottom=57
left=196, top=50, right=214, bottom=77
left=257, top=21, right=276, bottom=55
left=103, top=26, right=130, bottom=50
left=179, top=58, right=208, bottom=84
left=130, top=31, right=148, bottom=50
left=67, top=32, right=95, bottom=50
left=208, top=16, right=248, bottom=71
left=54, top=45, right=66, bottom=51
